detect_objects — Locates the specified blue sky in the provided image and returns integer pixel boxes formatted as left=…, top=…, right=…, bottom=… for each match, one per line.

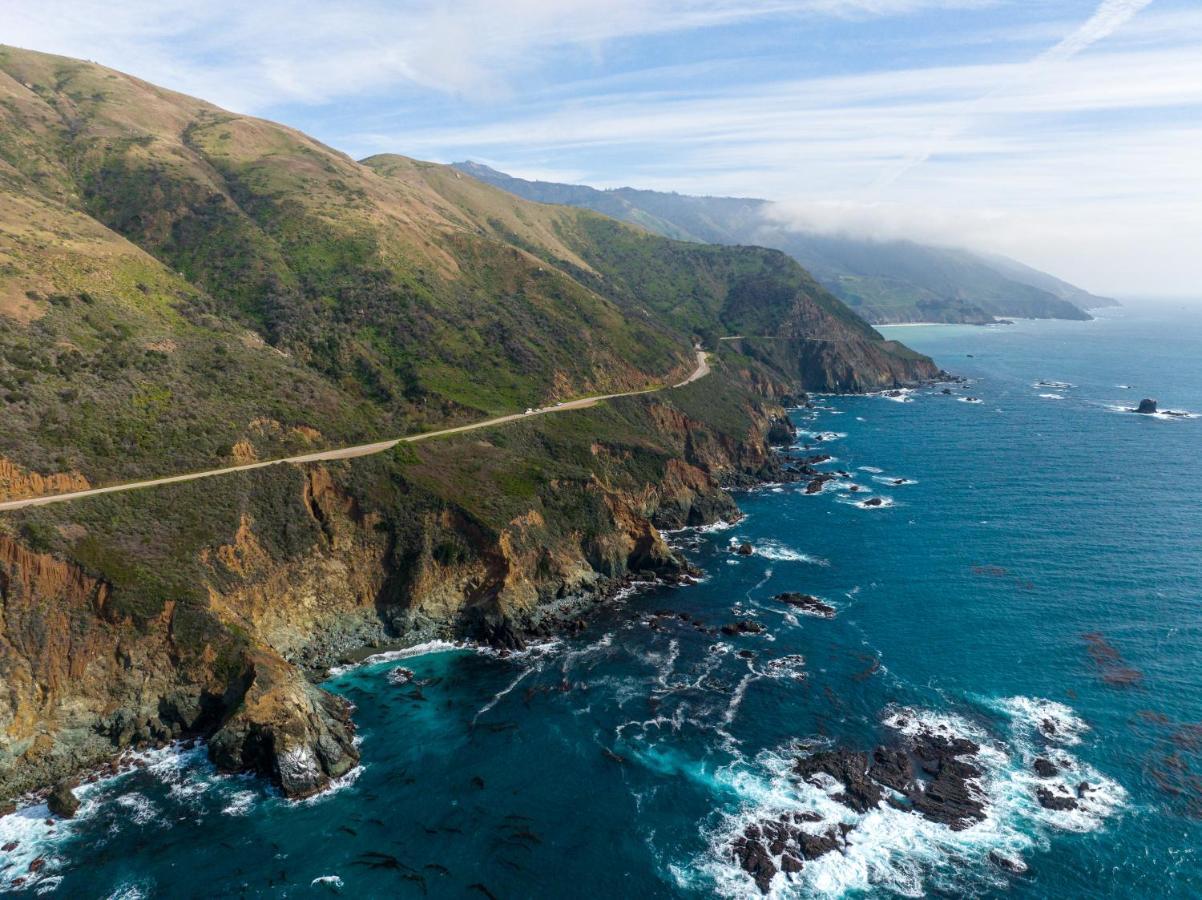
left=7, top=0, right=1201, bottom=296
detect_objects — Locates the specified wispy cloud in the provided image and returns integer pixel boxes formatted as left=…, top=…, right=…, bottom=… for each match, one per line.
left=873, top=0, right=1158, bottom=187
left=4, top=0, right=992, bottom=109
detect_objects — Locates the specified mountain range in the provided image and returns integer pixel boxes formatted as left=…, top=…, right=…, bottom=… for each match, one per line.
left=453, top=162, right=1119, bottom=326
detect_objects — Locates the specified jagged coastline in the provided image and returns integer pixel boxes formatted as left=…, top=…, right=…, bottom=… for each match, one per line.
left=0, top=370, right=823, bottom=806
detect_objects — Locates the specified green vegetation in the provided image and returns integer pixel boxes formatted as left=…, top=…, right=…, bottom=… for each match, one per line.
left=0, top=44, right=929, bottom=496
left=453, top=162, right=1111, bottom=325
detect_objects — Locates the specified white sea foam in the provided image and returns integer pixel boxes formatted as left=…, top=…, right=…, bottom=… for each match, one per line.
left=1038, top=393, right=1066, bottom=400
left=991, top=696, right=1089, bottom=746
left=1034, top=380, right=1074, bottom=389
left=1106, top=404, right=1198, bottom=420
left=311, top=875, right=344, bottom=891
left=872, top=388, right=915, bottom=403
left=796, top=431, right=847, bottom=444
left=689, top=701, right=1125, bottom=898
left=755, top=541, right=829, bottom=565
left=857, top=466, right=883, bottom=474
left=221, top=790, right=257, bottom=816
left=958, top=397, right=984, bottom=404
left=838, top=495, right=895, bottom=510
left=326, top=640, right=464, bottom=675
left=472, top=668, right=534, bottom=724
left=104, top=881, right=152, bottom=899
left=696, top=518, right=740, bottom=534
left=291, top=764, right=364, bottom=807
left=871, top=475, right=917, bottom=487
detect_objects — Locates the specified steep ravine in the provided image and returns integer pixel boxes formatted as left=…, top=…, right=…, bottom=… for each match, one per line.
left=0, top=376, right=812, bottom=806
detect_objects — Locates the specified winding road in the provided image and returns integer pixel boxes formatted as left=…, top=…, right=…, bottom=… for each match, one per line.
left=0, top=350, right=710, bottom=512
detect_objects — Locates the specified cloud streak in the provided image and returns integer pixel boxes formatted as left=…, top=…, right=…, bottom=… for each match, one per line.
left=3, top=0, right=993, bottom=109
left=872, top=0, right=1158, bottom=188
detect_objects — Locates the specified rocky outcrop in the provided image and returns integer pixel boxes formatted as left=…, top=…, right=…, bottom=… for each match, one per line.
left=0, top=458, right=90, bottom=502
left=209, top=650, right=358, bottom=799
left=46, top=779, right=79, bottom=817
left=774, top=592, right=836, bottom=618
left=1136, top=398, right=1158, bottom=414
left=722, top=336, right=941, bottom=393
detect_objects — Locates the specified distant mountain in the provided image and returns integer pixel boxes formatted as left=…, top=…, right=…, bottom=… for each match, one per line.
left=454, top=162, right=1118, bottom=325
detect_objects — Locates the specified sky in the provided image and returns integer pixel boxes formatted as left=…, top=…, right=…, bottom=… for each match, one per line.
left=6, top=0, right=1201, bottom=298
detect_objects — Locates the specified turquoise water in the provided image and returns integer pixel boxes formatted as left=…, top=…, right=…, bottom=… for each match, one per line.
left=4, top=303, right=1202, bottom=898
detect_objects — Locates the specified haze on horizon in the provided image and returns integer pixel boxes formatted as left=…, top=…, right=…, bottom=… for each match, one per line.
left=8, top=0, right=1200, bottom=299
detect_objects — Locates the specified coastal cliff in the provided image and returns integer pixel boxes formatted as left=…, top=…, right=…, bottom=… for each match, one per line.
left=0, top=44, right=940, bottom=807
left=0, top=370, right=811, bottom=802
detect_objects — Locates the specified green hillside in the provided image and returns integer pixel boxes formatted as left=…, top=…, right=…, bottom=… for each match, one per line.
left=454, top=162, right=1116, bottom=325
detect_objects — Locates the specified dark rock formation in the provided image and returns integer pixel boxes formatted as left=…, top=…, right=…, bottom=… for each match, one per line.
left=46, top=779, right=79, bottom=818
left=731, top=813, right=848, bottom=892
left=721, top=620, right=765, bottom=637
left=869, top=746, right=914, bottom=792
left=766, top=418, right=796, bottom=446
left=774, top=592, right=836, bottom=618
left=1136, top=398, right=1158, bottom=414
left=1036, top=787, right=1078, bottom=810
left=795, top=749, right=882, bottom=813
left=208, top=650, right=359, bottom=800
left=735, top=543, right=755, bottom=556
left=1033, top=757, right=1058, bottom=778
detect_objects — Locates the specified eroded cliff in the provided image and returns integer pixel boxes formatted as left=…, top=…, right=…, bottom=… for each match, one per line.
left=0, top=370, right=800, bottom=802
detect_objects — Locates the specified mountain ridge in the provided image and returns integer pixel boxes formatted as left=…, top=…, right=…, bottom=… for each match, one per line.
left=453, top=161, right=1118, bottom=325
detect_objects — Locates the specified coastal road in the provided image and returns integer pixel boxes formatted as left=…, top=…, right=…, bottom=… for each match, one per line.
left=0, top=349, right=710, bottom=512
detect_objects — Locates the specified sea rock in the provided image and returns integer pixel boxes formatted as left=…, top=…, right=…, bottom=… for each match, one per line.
left=735, top=543, right=755, bottom=556
left=0, top=801, right=14, bottom=818
left=869, top=745, right=914, bottom=792
left=46, top=779, right=80, bottom=818
left=731, top=833, right=778, bottom=893
left=731, top=815, right=845, bottom=892
left=861, top=497, right=884, bottom=507
left=774, top=592, right=836, bottom=619
left=906, top=731, right=986, bottom=829
left=1136, top=398, right=1158, bottom=414
left=721, top=620, right=765, bottom=637
left=767, top=419, right=796, bottom=446
left=209, top=650, right=359, bottom=800
left=1036, top=787, right=1078, bottom=810
left=794, top=749, right=882, bottom=813
left=1033, top=757, right=1058, bottom=778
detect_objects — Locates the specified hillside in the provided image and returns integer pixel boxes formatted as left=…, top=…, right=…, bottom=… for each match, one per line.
left=0, top=45, right=933, bottom=489
left=0, top=45, right=938, bottom=807
left=454, top=162, right=1117, bottom=325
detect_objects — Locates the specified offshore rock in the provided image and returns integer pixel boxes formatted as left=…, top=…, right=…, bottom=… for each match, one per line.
left=795, top=749, right=882, bottom=813
left=46, top=779, right=80, bottom=818
left=774, top=592, right=836, bottom=618
left=209, top=650, right=359, bottom=799
left=1136, top=398, right=1158, bottom=414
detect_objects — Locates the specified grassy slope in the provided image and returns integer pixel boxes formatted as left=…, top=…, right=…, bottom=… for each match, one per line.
left=0, top=47, right=691, bottom=451
left=0, top=45, right=926, bottom=493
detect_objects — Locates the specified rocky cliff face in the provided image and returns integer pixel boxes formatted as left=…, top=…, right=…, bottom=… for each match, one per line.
left=722, top=336, right=940, bottom=393
left=0, top=377, right=798, bottom=803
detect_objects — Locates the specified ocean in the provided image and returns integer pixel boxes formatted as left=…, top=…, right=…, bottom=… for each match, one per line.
left=3, top=302, right=1201, bottom=898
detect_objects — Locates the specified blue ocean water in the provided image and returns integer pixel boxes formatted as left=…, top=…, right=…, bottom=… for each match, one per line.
left=3, top=303, right=1202, bottom=898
